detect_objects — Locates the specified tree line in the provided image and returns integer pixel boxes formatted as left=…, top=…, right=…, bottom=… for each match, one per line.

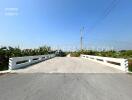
left=0, top=46, right=54, bottom=71
left=70, top=50, right=132, bottom=58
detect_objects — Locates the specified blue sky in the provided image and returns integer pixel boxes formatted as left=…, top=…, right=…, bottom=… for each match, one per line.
left=0, top=0, right=132, bottom=50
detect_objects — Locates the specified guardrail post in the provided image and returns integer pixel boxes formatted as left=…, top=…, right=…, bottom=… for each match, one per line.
left=39, top=57, right=42, bottom=61
left=121, top=60, right=128, bottom=71
left=29, top=58, right=32, bottom=63
left=103, top=59, right=107, bottom=64
left=9, top=58, right=16, bottom=70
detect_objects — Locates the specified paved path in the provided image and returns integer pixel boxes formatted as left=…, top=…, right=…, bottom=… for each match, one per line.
left=0, top=73, right=132, bottom=100
left=0, top=57, right=132, bottom=100
left=12, top=57, right=123, bottom=73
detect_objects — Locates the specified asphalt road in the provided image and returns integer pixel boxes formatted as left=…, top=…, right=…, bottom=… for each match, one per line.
left=0, top=57, right=132, bottom=100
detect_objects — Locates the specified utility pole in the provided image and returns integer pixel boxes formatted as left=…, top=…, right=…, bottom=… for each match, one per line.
left=80, top=27, right=84, bottom=50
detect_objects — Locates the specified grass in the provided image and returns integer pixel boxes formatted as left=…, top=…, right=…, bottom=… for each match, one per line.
left=70, top=52, right=81, bottom=57
left=128, top=59, right=132, bottom=72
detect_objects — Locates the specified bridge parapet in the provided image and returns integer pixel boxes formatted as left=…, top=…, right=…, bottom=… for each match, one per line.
left=81, top=54, right=128, bottom=72
left=9, top=54, right=55, bottom=70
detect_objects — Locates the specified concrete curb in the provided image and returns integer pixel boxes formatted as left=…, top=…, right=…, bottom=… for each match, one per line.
left=0, top=70, right=11, bottom=74
left=127, top=71, right=132, bottom=74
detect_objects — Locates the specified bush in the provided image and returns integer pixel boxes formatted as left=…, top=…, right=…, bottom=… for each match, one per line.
left=0, top=46, right=53, bottom=71
left=70, top=50, right=132, bottom=59
left=119, top=50, right=132, bottom=58
left=0, top=56, right=9, bottom=71
left=70, top=50, right=97, bottom=57
left=128, top=59, right=132, bottom=72
left=70, top=51, right=81, bottom=57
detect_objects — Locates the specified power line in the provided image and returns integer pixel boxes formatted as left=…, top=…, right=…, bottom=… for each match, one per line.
left=79, top=0, right=120, bottom=50
left=102, top=0, right=120, bottom=20
left=88, top=0, right=120, bottom=32
left=84, top=0, right=120, bottom=50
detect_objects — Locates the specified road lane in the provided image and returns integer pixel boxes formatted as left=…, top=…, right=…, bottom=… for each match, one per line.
left=0, top=73, right=132, bottom=100
left=12, top=57, right=123, bottom=73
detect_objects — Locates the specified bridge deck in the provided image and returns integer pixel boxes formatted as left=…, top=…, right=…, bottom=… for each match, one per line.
left=12, top=57, right=123, bottom=73
left=1, top=57, right=132, bottom=100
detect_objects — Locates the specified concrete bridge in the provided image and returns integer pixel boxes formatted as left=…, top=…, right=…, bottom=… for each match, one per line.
left=12, top=57, right=123, bottom=73
left=0, top=56, right=132, bottom=100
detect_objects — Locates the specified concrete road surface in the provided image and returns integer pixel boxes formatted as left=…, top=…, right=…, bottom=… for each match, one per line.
left=12, top=57, right=123, bottom=73
left=0, top=73, right=132, bottom=100
left=0, top=57, right=132, bottom=100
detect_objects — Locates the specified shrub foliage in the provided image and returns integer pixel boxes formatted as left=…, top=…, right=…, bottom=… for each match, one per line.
left=70, top=50, right=132, bottom=71
left=0, top=46, right=53, bottom=71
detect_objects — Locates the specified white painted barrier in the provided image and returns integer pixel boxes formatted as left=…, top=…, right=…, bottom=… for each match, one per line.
left=9, top=54, right=55, bottom=70
left=81, top=54, right=128, bottom=72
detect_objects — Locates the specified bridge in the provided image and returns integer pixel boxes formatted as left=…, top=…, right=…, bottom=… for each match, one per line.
left=0, top=54, right=132, bottom=100
left=11, top=57, right=123, bottom=73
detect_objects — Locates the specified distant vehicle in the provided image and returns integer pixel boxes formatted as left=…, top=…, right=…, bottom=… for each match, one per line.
left=55, top=50, right=66, bottom=57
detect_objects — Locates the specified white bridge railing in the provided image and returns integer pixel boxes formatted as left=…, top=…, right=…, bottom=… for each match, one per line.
left=9, top=54, right=55, bottom=70
left=81, top=54, right=128, bottom=72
